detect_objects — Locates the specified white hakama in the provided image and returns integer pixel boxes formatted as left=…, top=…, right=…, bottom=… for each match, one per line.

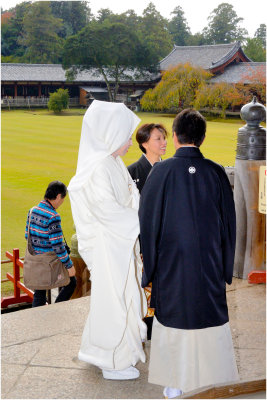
left=149, top=316, right=239, bottom=393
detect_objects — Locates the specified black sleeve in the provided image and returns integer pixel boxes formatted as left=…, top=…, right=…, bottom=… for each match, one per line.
left=139, top=163, right=166, bottom=287
left=219, top=169, right=236, bottom=285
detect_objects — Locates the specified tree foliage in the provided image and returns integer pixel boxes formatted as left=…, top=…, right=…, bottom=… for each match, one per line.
left=141, top=63, right=211, bottom=112
left=254, top=24, right=266, bottom=47
left=168, top=6, right=191, bottom=46
left=244, top=38, right=266, bottom=62
left=139, top=2, right=173, bottom=63
left=1, top=2, right=30, bottom=59
left=194, top=82, right=246, bottom=117
left=204, top=3, right=248, bottom=44
left=63, top=19, right=149, bottom=101
left=50, top=1, right=91, bottom=38
left=237, top=65, right=266, bottom=104
left=194, top=66, right=266, bottom=118
left=2, top=1, right=265, bottom=64
left=48, top=88, right=69, bottom=113
left=21, top=2, right=63, bottom=63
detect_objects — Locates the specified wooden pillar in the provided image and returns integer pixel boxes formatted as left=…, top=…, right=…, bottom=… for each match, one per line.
left=14, top=83, right=17, bottom=97
left=38, top=83, right=41, bottom=97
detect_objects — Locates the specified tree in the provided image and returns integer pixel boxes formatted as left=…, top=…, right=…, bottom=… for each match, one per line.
left=244, top=38, right=266, bottom=62
left=237, top=65, right=266, bottom=104
left=96, top=8, right=114, bottom=22
left=21, top=2, right=63, bottom=63
left=186, top=32, right=209, bottom=46
left=140, top=63, right=211, bottom=112
left=204, top=3, right=248, bottom=44
left=194, top=82, right=246, bottom=117
left=48, top=88, right=69, bottom=113
left=168, top=6, right=191, bottom=46
left=140, top=2, right=173, bottom=63
left=1, top=2, right=30, bottom=59
left=63, top=20, right=149, bottom=102
left=50, top=1, right=91, bottom=38
left=254, top=24, right=266, bottom=47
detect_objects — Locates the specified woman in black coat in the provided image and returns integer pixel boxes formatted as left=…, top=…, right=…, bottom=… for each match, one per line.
left=128, top=123, right=168, bottom=193
left=128, top=123, right=168, bottom=339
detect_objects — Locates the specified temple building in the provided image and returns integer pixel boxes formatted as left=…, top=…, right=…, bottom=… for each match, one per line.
left=1, top=41, right=265, bottom=108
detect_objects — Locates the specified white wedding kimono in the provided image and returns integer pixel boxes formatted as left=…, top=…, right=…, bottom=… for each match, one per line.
left=68, top=100, right=147, bottom=370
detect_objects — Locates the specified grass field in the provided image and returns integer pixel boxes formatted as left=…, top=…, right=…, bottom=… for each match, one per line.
left=1, top=108, right=244, bottom=295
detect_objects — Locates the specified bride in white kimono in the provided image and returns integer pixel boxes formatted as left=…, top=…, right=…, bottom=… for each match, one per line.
left=68, top=100, right=147, bottom=380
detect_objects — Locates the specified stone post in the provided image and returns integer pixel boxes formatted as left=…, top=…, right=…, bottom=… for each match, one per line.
left=233, top=97, right=266, bottom=279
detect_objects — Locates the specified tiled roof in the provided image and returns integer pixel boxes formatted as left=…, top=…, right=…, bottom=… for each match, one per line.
left=210, top=62, right=266, bottom=84
left=160, top=41, right=249, bottom=70
left=1, top=63, right=159, bottom=82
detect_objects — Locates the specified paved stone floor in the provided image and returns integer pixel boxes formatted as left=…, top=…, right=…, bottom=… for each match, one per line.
left=1, top=278, right=265, bottom=399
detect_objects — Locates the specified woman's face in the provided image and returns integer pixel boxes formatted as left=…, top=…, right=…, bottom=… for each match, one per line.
left=142, top=128, right=167, bottom=158
left=112, top=137, right=133, bottom=158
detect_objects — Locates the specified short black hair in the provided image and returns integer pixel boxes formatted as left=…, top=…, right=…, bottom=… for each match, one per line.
left=136, top=123, right=168, bottom=153
left=172, top=109, right=206, bottom=147
left=44, top=181, right=67, bottom=200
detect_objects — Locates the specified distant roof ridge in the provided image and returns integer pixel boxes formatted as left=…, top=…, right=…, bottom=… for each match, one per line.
left=246, top=61, right=266, bottom=65
left=1, top=63, right=62, bottom=67
left=173, top=42, right=237, bottom=50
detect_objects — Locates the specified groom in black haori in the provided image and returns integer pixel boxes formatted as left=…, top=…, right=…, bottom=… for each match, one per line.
left=139, top=109, right=239, bottom=398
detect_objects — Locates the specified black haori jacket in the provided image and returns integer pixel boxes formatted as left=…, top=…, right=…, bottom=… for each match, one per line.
left=128, top=154, right=152, bottom=193
left=139, top=147, right=236, bottom=330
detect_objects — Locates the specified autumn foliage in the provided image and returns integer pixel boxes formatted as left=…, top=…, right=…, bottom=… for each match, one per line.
left=1, top=12, right=14, bottom=25
left=141, top=63, right=266, bottom=117
left=194, top=82, right=248, bottom=117
left=140, top=63, right=211, bottom=112
left=237, top=65, right=266, bottom=104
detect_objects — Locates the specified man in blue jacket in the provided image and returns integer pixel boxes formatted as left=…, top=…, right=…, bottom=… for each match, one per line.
left=25, top=181, right=76, bottom=307
left=139, top=109, right=239, bottom=398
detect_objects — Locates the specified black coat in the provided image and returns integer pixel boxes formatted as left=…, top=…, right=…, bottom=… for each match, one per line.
left=139, top=147, right=236, bottom=330
left=128, top=154, right=152, bottom=193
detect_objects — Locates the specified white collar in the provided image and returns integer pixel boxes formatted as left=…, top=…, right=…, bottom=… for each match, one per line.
left=144, top=153, right=161, bottom=167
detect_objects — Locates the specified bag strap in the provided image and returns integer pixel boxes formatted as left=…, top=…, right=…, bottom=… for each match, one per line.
left=62, top=231, right=68, bottom=246
left=27, top=207, right=35, bottom=237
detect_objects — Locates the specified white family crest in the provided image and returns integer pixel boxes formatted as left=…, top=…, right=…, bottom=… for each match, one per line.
left=189, top=166, right=196, bottom=174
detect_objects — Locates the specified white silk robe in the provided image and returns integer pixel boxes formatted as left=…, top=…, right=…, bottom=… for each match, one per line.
left=69, top=155, right=147, bottom=370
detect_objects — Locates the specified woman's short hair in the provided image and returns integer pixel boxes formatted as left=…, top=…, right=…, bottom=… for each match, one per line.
left=136, top=123, right=168, bottom=153
left=172, top=109, right=206, bottom=147
left=44, top=181, right=67, bottom=200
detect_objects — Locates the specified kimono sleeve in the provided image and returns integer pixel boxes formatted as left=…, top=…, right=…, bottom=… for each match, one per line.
left=139, top=163, right=166, bottom=288
left=219, top=169, right=236, bottom=285
left=83, top=162, right=139, bottom=241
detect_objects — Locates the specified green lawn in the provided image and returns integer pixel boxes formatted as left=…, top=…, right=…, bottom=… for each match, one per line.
left=1, top=108, right=244, bottom=295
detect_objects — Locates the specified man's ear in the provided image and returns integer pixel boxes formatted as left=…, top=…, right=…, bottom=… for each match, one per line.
left=200, top=136, right=205, bottom=146
left=173, top=132, right=179, bottom=149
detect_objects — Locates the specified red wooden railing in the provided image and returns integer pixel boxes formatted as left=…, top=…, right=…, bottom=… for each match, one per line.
left=1, top=248, right=33, bottom=308
left=248, top=270, right=266, bottom=284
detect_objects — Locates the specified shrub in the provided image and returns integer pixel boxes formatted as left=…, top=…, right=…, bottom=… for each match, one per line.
left=48, top=88, right=69, bottom=113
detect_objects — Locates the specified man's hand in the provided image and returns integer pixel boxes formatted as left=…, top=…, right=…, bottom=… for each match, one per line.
left=67, top=266, right=76, bottom=277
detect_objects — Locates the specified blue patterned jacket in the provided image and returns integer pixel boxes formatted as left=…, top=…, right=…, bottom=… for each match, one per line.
left=25, top=200, right=73, bottom=269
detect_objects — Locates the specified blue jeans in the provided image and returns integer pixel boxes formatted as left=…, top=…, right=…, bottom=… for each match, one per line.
left=32, top=276, right=77, bottom=307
